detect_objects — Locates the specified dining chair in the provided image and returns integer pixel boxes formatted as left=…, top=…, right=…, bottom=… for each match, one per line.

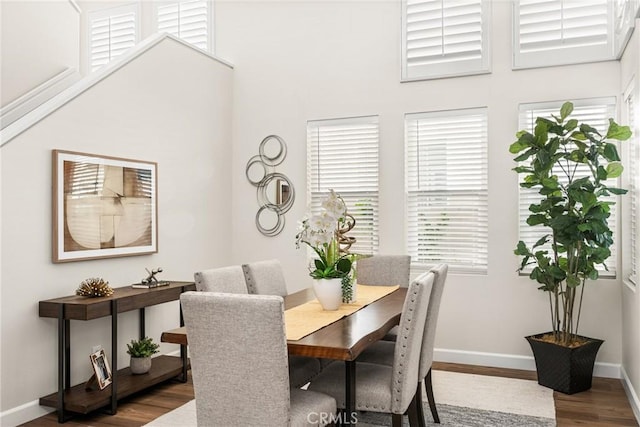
left=181, top=291, right=337, bottom=426
left=307, top=271, right=434, bottom=427
left=242, top=259, right=323, bottom=388
left=355, top=263, right=448, bottom=426
left=242, top=259, right=288, bottom=296
left=356, top=255, right=411, bottom=341
left=356, top=255, right=411, bottom=287
left=193, top=265, right=248, bottom=293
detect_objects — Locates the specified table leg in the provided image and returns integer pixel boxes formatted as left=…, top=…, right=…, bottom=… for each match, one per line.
left=344, top=360, right=356, bottom=425
left=57, top=306, right=65, bottom=423
left=110, top=300, right=118, bottom=415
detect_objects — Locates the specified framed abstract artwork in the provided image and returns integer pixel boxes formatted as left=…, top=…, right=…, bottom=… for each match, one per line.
left=52, top=150, right=157, bottom=263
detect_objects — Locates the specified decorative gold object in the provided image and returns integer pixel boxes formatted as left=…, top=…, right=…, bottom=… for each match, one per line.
left=337, top=213, right=356, bottom=255
left=76, top=278, right=113, bottom=297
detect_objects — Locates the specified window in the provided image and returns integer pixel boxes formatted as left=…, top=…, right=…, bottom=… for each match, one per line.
left=401, top=0, right=490, bottom=81
left=88, top=4, right=139, bottom=72
left=625, top=87, right=638, bottom=285
left=307, top=116, right=379, bottom=255
left=518, top=98, right=618, bottom=277
left=513, top=0, right=614, bottom=69
left=405, top=108, right=489, bottom=274
left=615, top=0, right=639, bottom=57
left=155, top=0, right=212, bottom=52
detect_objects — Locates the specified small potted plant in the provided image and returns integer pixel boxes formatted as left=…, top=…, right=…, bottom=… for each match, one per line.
left=295, top=190, right=354, bottom=310
left=126, top=336, right=160, bottom=374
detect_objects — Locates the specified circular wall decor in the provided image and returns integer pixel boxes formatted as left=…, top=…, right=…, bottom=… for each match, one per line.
left=245, top=135, right=295, bottom=236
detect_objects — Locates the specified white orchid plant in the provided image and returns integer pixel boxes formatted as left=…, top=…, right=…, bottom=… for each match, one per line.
left=295, top=190, right=353, bottom=280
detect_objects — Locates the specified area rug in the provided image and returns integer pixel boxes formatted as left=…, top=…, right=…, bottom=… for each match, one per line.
left=144, top=370, right=556, bottom=426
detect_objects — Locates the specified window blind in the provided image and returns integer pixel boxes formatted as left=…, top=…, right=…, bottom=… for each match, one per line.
left=156, top=0, right=210, bottom=52
left=405, top=108, right=489, bottom=274
left=307, top=116, right=379, bottom=255
left=89, top=4, right=139, bottom=72
left=513, top=0, right=614, bottom=69
left=625, top=90, right=638, bottom=285
left=402, top=0, right=490, bottom=80
left=518, top=98, right=618, bottom=277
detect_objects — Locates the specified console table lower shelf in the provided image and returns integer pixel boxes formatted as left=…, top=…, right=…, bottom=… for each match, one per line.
left=39, top=355, right=189, bottom=415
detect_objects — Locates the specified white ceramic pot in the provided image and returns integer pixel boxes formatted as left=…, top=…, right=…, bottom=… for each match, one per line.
left=312, top=278, right=343, bottom=310
left=130, top=356, right=152, bottom=374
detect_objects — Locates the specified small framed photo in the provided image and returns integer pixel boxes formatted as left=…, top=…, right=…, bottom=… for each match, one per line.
left=52, top=150, right=158, bottom=263
left=90, top=349, right=113, bottom=390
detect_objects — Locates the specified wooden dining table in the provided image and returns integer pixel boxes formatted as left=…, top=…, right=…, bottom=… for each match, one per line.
left=161, top=286, right=407, bottom=425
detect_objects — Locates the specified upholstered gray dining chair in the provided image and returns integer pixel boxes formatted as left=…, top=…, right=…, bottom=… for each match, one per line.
left=355, top=264, right=448, bottom=426
left=181, top=291, right=337, bottom=426
left=242, top=259, right=288, bottom=296
left=356, top=255, right=411, bottom=341
left=242, top=259, right=323, bottom=388
left=307, top=271, right=434, bottom=427
left=356, top=255, right=411, bottom=287
left=193, top=265, right=248, bottom=293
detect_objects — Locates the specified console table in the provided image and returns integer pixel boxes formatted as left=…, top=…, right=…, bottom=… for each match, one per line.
left=39, top=281, right=195, bottom=423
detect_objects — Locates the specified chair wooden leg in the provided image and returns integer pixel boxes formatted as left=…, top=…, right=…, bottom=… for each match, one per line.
left=415, top=381, right=427, bottom=427
left=425, top=368, right=440, bottom=423
left=391, top=413, right=403, bottom=427
left=408, top=391, right=421, bottom=427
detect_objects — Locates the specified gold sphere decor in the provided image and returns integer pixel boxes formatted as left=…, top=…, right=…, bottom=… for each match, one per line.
left=76, top=278, right=113, bottom=298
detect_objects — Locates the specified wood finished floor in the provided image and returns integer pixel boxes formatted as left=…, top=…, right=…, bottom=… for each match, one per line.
left=20, top=362, right=638, bottom=426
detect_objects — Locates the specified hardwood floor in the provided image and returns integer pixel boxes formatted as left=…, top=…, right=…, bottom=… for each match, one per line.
left=21, top=362, right=638, bottom=426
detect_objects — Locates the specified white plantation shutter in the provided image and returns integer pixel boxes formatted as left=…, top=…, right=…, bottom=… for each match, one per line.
left=402, top=0, right=490, bottom=80
left=518, top=98, right=618, bottom=277
left=513, top=0, right=614, bottom=69
left=307, top=116, right=379, bottom=255
left=405, top=108, right=489, bottom=274
left=625, top=90, right=638, bottom=285
left=89, top=4, right=139, bottom=72
left=156, top=1, right=211, bottom=52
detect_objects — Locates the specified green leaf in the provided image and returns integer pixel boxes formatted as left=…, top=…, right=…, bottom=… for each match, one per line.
left=564, top=119, right=578, bottom=131
left=541, top=177, right=559, bottom=189
left=527, top=215, right=547, bottom=226
left=606, top=119, right=632, bottom=140
left=513, top=166, right=533, bottom=174
left=566, top=274, right=580, bottom=288
left=336, top=257, right=352, bottom=274
left=607, top=186, right=628, bottom=195
left=509, top=140, right=529, bottom=154
left=603, top=143, right=621, bottom=161
left=560, top=102, right=573, bottom=121
left=514, top=241, right=532, bottom=256
left=606, top=162, right=624, bottom=178
left=571, top=131, right=587, bottom=141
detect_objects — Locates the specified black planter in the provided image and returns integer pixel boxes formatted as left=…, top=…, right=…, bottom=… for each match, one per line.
left=526, top=332, right=604, bottom=394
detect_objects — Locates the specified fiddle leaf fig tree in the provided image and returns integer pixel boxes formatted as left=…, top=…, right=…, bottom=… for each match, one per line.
left=510, top=101, right=631, bottom=345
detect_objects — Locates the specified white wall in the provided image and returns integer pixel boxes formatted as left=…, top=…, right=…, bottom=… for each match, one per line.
left=0, top=0, right=80, bottom=106
left=619, top=21, right=640, bottom=420
left=0, top=38, right=233, bottom=424
left=219, top=0, right=624, bottom=366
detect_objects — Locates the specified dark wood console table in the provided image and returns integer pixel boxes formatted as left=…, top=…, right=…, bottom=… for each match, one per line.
left=39, top=281, right=195, bottom=423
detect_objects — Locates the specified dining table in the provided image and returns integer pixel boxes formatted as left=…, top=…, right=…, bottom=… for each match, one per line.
left=161, top=286, right=407, bottom=425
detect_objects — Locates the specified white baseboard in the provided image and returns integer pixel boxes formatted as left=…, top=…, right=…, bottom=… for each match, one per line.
left=434, top=347, right=621, bottom=379
left=0, top=399, right=54, bottom=427
left=621, top=366, right=640, bottom=424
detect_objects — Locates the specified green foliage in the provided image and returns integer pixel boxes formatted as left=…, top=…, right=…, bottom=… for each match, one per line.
left=511, top=101, right=631, bottom=342
left=308, top=239, right=353, bottom=279
left=126, top=336, right=160, bottom=358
